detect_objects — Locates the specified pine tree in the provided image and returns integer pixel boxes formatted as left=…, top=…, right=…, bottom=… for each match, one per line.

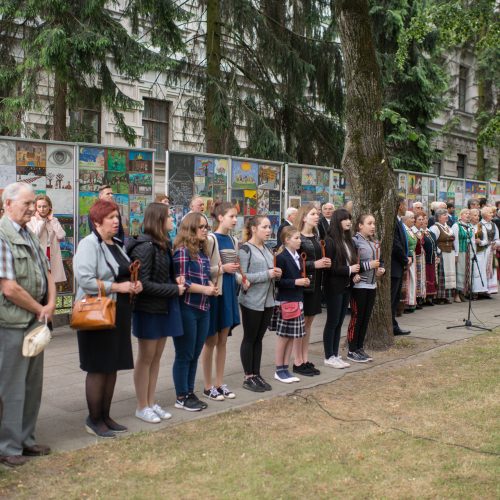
left=0, top=0, right=187, bottom=143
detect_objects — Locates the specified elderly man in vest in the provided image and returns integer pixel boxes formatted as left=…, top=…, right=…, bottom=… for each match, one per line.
left=0, top=183, right=56, bottom=467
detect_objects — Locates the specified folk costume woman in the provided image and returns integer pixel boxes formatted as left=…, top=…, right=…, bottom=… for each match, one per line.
left=451, top=209, right=473, bottom=301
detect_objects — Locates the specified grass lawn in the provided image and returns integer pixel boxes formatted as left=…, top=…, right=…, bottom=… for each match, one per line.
left=1, top=333, right=499, bottom=499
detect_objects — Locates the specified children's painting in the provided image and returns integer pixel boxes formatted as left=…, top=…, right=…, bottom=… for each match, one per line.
left=129, top=150, right=153, bottom=173
left=316, top=185, right=329, bottom=203
left=16, top=142, right=46, bottom=168
left=268, top=190, right=281, bottom=214
left=104, top=171, right=129, bottom=194
left=213, top=158, right=228, bottom=185
left=243, top=190, right=257, bottom=215
left=130, top=195, right=150, bottom=216
left=79, top=147, right=105, bottom=170
left=258, top=165, right=280, bottom=190
left=288, top=196, right=301, bottom=209
left=47, top=144, right=74, bottom=170
left=129, top=173, right=153, bottom=195
left=408, top=174, right=422, bottom=195
left=268, top=215, right=280, bottom=242
left=257, top=189, right=269, bottom=214
left=288, top=167, right=302, bottom=196
left=107, top=149, right=127, bottom=172
left=301, top=185, right=316, bottom=202
left=232, top=161, right=258, bottom=190
left=231, top=190, right=244, bottom=215
left=301, top=168, right=317, bottom=186
left=79, top=170, right=104, bottom=192
left=114, top=194, right=130, bottom=234
left=79, top=192, right=98, bottom=216
left=398, top=173, right=407, bottom=194
left=129, top=214, right=144, bottom=237
left=317, top=170, right=330, bottom=189
left=212, top=185, right=227, bottom=202
left=194, top=157, right=215, bottom=177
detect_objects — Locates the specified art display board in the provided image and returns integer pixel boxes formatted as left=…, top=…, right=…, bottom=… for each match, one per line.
left=0, top=137, right=77, bottom=294
left=396, top=170, right=437, bottom=211
left=230, top=156, right=283, bottom=245
left=438, top=177, right=466, bottom=209
left=489, top=181, right=500, bottom=203
left=77, top=145, right=155, bottom=242
left=465, top=179, right=488, bottom=201
left=166, top=151, right=230, bottom=233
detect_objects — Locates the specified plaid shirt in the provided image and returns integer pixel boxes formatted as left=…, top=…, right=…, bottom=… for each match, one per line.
left=173, top=246, right=211, bottom=311
left=0, top=219, right=48, bottom=298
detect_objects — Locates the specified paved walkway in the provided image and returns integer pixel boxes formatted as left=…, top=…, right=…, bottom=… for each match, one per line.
left=38, top=297, right=499, bottom=452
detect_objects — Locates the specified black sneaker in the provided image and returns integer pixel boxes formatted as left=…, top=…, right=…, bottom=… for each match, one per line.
left=347, top=351, right=369, bottom=363
left=254, top=375, right=272, bottom=391
left=305, top=361, right=321, bottom=375
left=203, top=386, right=224, bottom=401
left=292, top=363, right=315, bottom=377
left=357, top=349, right=373, bottom=361
left=188, top=393, right=207, bottom=409
left=242, top=376, right=266, bottom=392
left=174, top=395, right=202, bottom=412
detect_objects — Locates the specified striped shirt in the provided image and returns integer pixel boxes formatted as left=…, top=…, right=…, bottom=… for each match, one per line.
left=173, top=246, right=211, bottom=311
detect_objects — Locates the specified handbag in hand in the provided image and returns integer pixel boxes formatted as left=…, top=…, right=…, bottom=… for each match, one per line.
left=22, top=317, right=52, bottom=357
left=280, top=301, right=302, bottom=320
left=70, top=279, right=116, bottom=330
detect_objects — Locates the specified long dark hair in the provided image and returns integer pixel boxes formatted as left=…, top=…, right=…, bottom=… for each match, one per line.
left=143, top=202, right=170, bottom=250
left=327, top=208, right=356, bottom=264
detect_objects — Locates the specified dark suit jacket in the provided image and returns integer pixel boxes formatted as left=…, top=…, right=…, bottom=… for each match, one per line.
left=275, top=220, right=291, bottom=249
left=275, top=249, right=304, bottom=302
left=318, top=216, right=331, bottom=240
left=391, top=217, right=407, bottom=279
left=323, top=236, right=355, bottom=293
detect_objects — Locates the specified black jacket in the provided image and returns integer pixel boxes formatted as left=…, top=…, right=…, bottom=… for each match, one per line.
left=391, top=217, right=407, bottom=279
left=318, top=216, right=331, bottom=240
left=323, top=237, right=355, bottom=293
left=275, top=250, right=304, bottom=302
left=126, top=234, right=179, bottom=314
left=299, top=234, right=322, bottom=293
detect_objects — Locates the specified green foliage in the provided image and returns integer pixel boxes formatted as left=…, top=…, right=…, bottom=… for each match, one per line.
left=370, top=0, right=449, bottom=172
left=0, top=0, right=187, bottom=143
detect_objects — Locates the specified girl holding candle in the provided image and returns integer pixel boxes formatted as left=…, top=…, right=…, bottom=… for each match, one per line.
left=202, top=201, right=241, bottom=401
left=323, top=208, right=360, bottom=369
left=293, top=203, right=331, bottom=376
left=347, top=214, right=385, bottom=363
left=238, top=216, right=281, bottom=392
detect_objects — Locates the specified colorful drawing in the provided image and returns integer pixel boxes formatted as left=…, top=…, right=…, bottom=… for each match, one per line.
left=0, top=139, right=16, bottom=167
left=257, top=189, right=270, bottom=214
left=79, top=169, right=104, bottom=192
left=316, top=185, right=329, bottom=203
left=289, top=196, right=301, bottom=209
left=489, top=181, right=500, bottom=201
left=465, top=181, right=487, bottom=198
left=16, top=174, right=46, bottom=191
left=114, top=194, right=130, bottom=234
left=268, top=215, right=280, bottom=241
left=16, top=165, right=45, bottom=176
left=212, top=185, right=227, bottom=202
left=129, top=150, right=153, bottom=173
left=243, top=189, right=257, bottom=215
left=78, top=215, right=91, bottom=240
left=130, top=195, right=150, bottom=216
left=16, top=142, right=46, bottom=168
left=107, top=149, right=127, bottom=172
left=231, top=190, right=245, bottom=215
left=47, top=144, right=74, bottom=169
left=232, top=161, right=258, bottom=189
left=268, top=190, right=281, bottom=214
left=429, top=178, right=436, bottom=195
left=130, top=214, right=144, bottom=237
left=332, top=172, right=340, bottom=189
left=213, top=159, right=228, bottom=185
left=195, top=157, right=215, bottom=177
left=302, top=168, right=317, bottom=186
left=317, top=170, right=330, bottom=189
left=301, top=185, right=316, bottom=201
left=201, top=197, right=214, bottom=217
left=79, top=192, right=98, bottom=216
left=129, top=173, right=152, bottom=195
left=79, top=147, right=105, bottom=170
left=104, top=171, right=129, bottom=194
left=421, top=177, right=429, bottom=196
left=332, top=190, right=344, bottom=207
left=258, top=165, right=280, bottom=190
left=195, top=175, right=212, bottom=197
left=408, top=174, right=422, bottom=195
left=398, top=173, right=407, bottom=194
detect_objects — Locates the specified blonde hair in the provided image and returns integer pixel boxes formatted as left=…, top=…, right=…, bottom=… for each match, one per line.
left=174, top=212, right=208, bottom=258
left=295, top=203, right=316, bottom=233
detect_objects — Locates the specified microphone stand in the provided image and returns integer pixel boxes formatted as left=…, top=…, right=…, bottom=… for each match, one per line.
left=447, top=224, right=491, bottom=331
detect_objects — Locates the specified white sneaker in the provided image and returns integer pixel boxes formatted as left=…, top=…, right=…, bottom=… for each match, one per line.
left=274, top=371, right=299, bottom=383
left=135, top=406, right=161, bottom=423
left=152, top=403, right=172, bottom=420
left=336, top=356, right=350, bottom=368
left=324, top=356, right=347, bottom=369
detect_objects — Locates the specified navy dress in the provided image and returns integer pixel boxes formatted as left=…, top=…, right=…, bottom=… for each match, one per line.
left=208, top=233, right=241, bottom=336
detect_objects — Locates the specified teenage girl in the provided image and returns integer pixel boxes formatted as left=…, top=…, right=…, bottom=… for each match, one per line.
left=323, top=208, right=360, bottom=369
left=238, top=216, right=281, bottom=392
left=173, top=213, right=218, bottom=411
left=294, top=203, right=331, bottom=376
left=202, top=201, right=241, bottom=401
left=347, top=214, right=385, bottom=363
left=270, top=226, right=310, bottom=383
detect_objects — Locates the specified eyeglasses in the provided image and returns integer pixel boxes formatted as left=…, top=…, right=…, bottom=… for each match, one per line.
left=198, top=224, right=209, bottom=230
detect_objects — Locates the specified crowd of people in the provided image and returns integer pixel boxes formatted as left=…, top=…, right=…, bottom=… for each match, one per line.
left=0, top=181, right=499, bottom=466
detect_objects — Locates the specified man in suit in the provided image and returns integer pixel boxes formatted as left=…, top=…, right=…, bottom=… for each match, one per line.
left=318, top=203, right=334, bottom=239
left=276, top=207, right=298, bottom=248
left=391, top=197, right=411, bottom=336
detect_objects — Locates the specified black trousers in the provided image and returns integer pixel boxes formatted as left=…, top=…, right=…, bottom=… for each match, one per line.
left=323, top=289, right=351, bottom=358
left=240, top=305, right=274, bottom=375
left=391, top=275, right=403, bottom=331
left=347, top=288, right=376, bottom=352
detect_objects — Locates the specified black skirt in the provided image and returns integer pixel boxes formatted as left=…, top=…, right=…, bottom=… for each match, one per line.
left=77, top=291, right=133, bottom=373
left=303, top=285, right=323, bottom=316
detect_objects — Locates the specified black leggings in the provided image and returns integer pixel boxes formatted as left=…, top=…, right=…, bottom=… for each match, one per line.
left=240, top=305, right=274, bottom=375
left=347, top=288, right=376, bottom=352
left=323, top=289, right=350, bottom=358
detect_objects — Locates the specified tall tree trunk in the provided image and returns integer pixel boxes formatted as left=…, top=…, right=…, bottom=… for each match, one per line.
left=334, top=0, right=396, bottom=349
left=476, top=75, right=485, bottom=181
left=53, top=73, right=67, bottom=141
left=205, top=0, right=222, bottom=153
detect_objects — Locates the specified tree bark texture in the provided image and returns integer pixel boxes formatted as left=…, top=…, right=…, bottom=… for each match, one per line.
left=205, top=0, right=223, bottom=153
left=334, top=0, right=396, bottom=349
left=52, top=73, right=67, bottom=141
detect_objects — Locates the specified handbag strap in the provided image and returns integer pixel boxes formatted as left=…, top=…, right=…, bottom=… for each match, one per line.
left=96, top=279, right=106, bottom=298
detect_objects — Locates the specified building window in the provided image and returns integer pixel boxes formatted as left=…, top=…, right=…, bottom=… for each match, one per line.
left=142, top=99, right=169, bottom=163
left=431, top=150, right=442, bottom=176
left=457, top=153, right=466, bottom=178
left=69, top=108, right=101, bottom=143
left=458, top=66, right=468, bottom=112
